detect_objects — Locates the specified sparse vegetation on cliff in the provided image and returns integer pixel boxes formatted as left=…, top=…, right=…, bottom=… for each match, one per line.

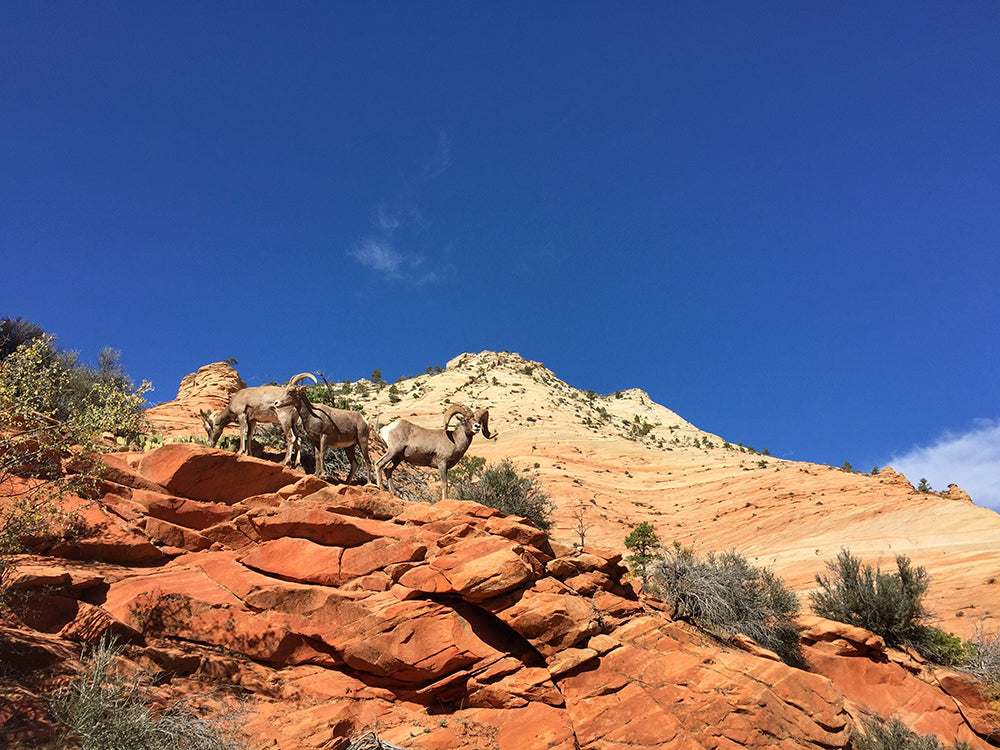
left=810, top=548, right=967, bottom=664
left=650, top=544, right=802, bottom=665
left=50, top=637, right=244, bottom=750
left=853, top=713, right=972, bottom=750
left=0, top=324, right=151, bottom=595
left=453, top=458, right=553, bottom=529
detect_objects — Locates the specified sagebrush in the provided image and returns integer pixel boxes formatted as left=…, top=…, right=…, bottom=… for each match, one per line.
left=651, top=545, right=802, bottom=665
left=50, top=637, right=244, bottom=750
left=852, top=712, right=972, bottom=750
left=811, top=549, right=929, bottom=648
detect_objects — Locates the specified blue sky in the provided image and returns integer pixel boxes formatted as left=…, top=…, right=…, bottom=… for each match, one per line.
left=3, top=4, right=998, bottom=507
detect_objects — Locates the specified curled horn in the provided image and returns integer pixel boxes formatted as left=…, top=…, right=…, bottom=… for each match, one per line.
left=443, top=404, right=473, bottom=429
left=475, top=407, right=495, bottom=440
left=286, top=372, right=318, bottom=386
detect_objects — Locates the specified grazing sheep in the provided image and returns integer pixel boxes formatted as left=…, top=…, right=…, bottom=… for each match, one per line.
left=375, top=404, right=495, bottom=500
left=199, top=372, right=317, bottom=466
left=272, top=385, right=373, bottom=484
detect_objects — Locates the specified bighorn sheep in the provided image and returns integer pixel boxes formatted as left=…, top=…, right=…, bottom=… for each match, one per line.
left=272, top=385, right=373, bottom=484
left=199, top=372, right=317, bottom=466
left=374, top=404, right=495, bottom=500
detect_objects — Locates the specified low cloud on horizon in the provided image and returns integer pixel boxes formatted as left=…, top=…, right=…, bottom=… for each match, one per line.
left=887, top=418, right=1000, bottom=512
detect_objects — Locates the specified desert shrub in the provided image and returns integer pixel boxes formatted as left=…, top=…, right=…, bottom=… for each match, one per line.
left=0, top=335, right=151, bottom=444
left=0, top=331, right=151, bottom=595
left=0, top=316, right=45, bottom=361
left=51, top=637, right=244, bottom=750
left=916, top=626, right=969, bottom=667
left=447, top=454, right=486, bottom=484
left=453, top=458, right=553, bottom=529
left=852, top=713, right=972, bottom=750
left=811, top=549, right=929, bottom=648
left=303, top=383, right=363, bottom=412
left=624, top=522, right=661, bottom=585
left=962, top=624, right=1000, bottom=690
left=651, top=545, right=802, bottom=665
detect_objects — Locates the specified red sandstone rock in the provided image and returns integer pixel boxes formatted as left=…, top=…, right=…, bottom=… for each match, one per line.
left=137, top=443, right=301, bottom=504
left=238, top=537, right=343, bottom=585
left=420, top=534, right=542, bottom=602
left=133, top=489, right=243, bottom=529
left=486, top=577, right=601, bottom=657
left=247, top=504, right=406, bottom=547
left=143, top=516, right=213, bottom=552
left=5, top=440, right=1000, bottom=749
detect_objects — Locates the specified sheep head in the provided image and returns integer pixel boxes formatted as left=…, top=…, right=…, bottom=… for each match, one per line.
left=443, top=404, right=475, bottom=431
left=272, top=385, right=308, bottom=411
left=199, top=409, right=222, bottom=444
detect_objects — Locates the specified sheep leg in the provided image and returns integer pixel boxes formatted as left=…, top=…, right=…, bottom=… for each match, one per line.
left=316, top=433, right=327, bottom=478
left=276, top=410, right=298, bottom=466
left=238, top=412, right=254, bottom=455
left=344, top=446, right=359, bottom=484
left=438, top=463, right=449, bottom=501
left=357, top=439, right=373, bottom=485
left=375, top=452, right=400, bottom=495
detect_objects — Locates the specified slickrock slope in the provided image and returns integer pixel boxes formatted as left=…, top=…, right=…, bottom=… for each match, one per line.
left=344, top=351, right=1000, bottom=641
left=145, top=354, right=1000, bottom=640
left=3, top=444, right=998, bottom=748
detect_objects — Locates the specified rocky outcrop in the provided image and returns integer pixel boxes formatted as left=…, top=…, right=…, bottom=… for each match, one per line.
left=3, top=443, right=998, bottom=749
left=144, top=361, right=245, bottom=438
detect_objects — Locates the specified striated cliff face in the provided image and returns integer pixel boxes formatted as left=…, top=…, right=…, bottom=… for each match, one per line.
left=7, top=352, right=998, bottom=747
left=144, top=361, right=247, bottom=439
left=2, top=443, right=997, bottom=749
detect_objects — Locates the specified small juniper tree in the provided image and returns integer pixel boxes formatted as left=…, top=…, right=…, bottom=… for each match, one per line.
left=624, top=522, right=661, bottom=585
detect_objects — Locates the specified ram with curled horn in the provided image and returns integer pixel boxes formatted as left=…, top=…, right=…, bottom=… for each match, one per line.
left=375, top=403, right=497, bottom=501
left=199, top=371, right=317, bottom=466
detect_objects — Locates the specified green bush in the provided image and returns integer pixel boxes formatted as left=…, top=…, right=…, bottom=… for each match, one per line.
left=0, top=316, right=45, bottom=361
left=0, top=329, right=151, bottom=596
left=303, top=383, right=363, bottom=412
left=51, top=637, right=244, bottom=750
left=0, top=334, right=151, bottom=444
left=447, top=454, right=485, bottom=484
left=651, top=545, right=802, bottom=665
left=811, top=549, right=929, bottom=648
left=624, top=522, right=661, bottom=585
left=453, top=459, right=553, bottom=529
left=917, top=626, right=969, bottom=667
left=852, top=713, right=972, bottom=750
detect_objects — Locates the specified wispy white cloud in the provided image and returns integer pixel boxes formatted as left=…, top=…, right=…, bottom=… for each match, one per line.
left=887, top=418, right=1000, bottom=511
left=349, top=239, right=404, bottom=276
left=347, top=132, right=452, bottom=283
left=375, top=205, right=401, bottom=233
